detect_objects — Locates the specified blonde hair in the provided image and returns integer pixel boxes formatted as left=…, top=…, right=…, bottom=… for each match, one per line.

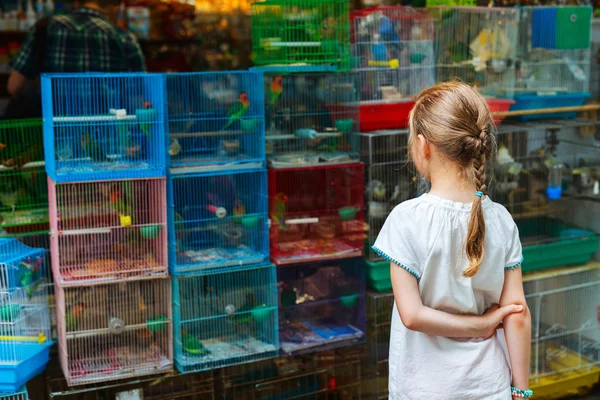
left=408, top=81, right=497, bottom=277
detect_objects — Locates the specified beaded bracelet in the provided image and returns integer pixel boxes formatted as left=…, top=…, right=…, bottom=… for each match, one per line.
left=511, top=386, right=533, bottom=398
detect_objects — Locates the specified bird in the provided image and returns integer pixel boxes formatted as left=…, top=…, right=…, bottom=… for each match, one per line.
left=268, top=76, right=283, bottom=107
left=233, top=201, right=245, bottom=217
left=224, top=92, right=250, bottom=130
left=138, top=101, right=155, bottom=140
left=81, top=133, right=106, bottom=162
left=378, top=14, right=398, bottom=44
left=231, top=293, right=258, bottom=324
left=65, top=303, right=85, bottom=332
left=168, top=138, right=181, bottom=156
left=368, top=180, right=386, bottom=201
left=271, top=193, right=288, bottom=231
left=390, top=185, right=401, bottom=203
left=108, top=188, right=134, bottom=224
left=371, top=34, right=388, bottom=62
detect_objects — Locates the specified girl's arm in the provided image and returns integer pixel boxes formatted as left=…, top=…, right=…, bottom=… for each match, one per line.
left=391, top=262, right=523, bottom=338
left=499, top=267, right=531, bottom=397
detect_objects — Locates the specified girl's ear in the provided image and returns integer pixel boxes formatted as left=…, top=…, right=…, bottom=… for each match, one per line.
left=417, top=134, right=431, bottom=160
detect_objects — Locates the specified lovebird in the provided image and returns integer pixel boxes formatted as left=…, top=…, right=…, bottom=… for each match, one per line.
left=268, top=76, right=283, bottom=107
left=271, top=192, right=288, bottom=231
left=231, top=293, right=258, bottom=324
left=224, top=92, right=249, bottom=130
left=65, top=303, right=85, bottom=332
left=109, top=187, right=134, bottom=222
left=82, top=133, right=106, bottom=162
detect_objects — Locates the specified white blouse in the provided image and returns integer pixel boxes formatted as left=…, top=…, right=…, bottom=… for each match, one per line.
left=373, top=193, right=523, bottom=400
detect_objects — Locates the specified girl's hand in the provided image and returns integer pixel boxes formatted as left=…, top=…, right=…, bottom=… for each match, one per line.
left=481, top=303, right=524, bottom=339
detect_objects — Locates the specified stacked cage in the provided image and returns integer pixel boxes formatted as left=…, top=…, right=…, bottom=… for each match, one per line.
left=0, top=388, right=28, bottom=400
left=513, top=6, right=592, bottom=120
left=166, top=71, right=279, bottom=373
left=492, top=120, right=600, bottom=273
left=0, top=239, right=51, bottom=393
left=523, top=262, right=600, bottom=396
left=431, top=6, right=520, bottom=124
left=351, top=6, right=435, bottom=131
left=41, top=73, right=172, bottom=386
left=361, top=130, right=415, bottom=292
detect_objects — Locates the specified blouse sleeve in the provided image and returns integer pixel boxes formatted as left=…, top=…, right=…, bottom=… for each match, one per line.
left=504, top=219, right=524, bottom=271
left=372, top=206, right=422, bottom=279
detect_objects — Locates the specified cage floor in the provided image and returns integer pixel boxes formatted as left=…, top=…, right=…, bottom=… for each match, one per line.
left=177, top=246, right=267, bottom=271
left=67, top=346, right=171, bottom=385
left=59, top=255, right=166, bottom=284
left=178, top=336, right=278, bottom=368
left=170, top=154, right=261, bottom=168
left=0, top=208, right=48, bottom=228
left=272, top=238, right=362, bottom=265
left=268, top=152, right=360, bottom=168
left=55, top=160, right=153, bottom=175
left=280, top=320, right=364, bottom=354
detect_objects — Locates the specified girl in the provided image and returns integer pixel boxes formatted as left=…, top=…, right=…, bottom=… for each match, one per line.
left=373, top=82, right=532, bottom=399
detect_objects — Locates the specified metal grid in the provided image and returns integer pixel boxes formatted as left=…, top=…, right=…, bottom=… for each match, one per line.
left=167, top=168, right=269, bottom=275
left=54, top=278, right=173, bottom=386
left=48, top=178, right=168, bottom=285
left=41, top=73, right=166, bottom=182
left=268, top=164, right=365, bottom=266
left=431, top=6, right=520, bottom=99
left=172, top=264, right=279, bottom=373
left=166, top=71, right=266, bottom=171
left=523, top=263, right=600, bottom=385
left=360, top=130, right=415, bottom=262
left=278, top=259, right=366, bottom=356
left=262, top=72, right=360, bottom=168
left=0, top=388, right=28, bottom=400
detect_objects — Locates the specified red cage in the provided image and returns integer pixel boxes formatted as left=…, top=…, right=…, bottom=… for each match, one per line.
left=268, top=164, right=365, bottom=266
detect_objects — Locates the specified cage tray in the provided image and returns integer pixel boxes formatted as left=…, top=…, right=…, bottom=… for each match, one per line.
left=177, top=246, right=267, bottom=271
left=358, top=101, right=414, bottom=132
left=280, top=320, right=363, bottom=354
left=59, top=255, right=166, bottom=284
left=268, top=152, right=360, bottom=168
left=0, top=342, right=52, bottom=392
left=509, top=93, right=590, bottom=122
left=179, top=337, right=278, bottom=368
left=272, top=238, right=362, bottom=265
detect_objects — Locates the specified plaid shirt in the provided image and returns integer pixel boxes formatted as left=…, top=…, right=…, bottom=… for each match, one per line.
left=11, top=8, right=145, bottom=78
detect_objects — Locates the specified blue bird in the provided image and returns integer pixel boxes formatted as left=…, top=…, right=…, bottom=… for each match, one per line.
left=378, top=15, right=399, bottom=44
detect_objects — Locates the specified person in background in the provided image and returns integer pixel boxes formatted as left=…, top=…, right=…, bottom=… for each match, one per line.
left=5, top=1, right=145, bottom=118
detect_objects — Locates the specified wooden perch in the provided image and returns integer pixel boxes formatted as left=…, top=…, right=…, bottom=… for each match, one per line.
left=493, top=104, right=600, bottom=118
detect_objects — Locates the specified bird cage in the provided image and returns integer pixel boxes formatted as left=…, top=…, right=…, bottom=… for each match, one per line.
left=0, top=240, right=51, bottom=392
left=0, top=119, right=48, bottom=235
left=351, top=6, right=435, bottom=131
left=363, top=291, right=392, bottom=400
left=41, top=73, right=167, bottom=182
left=55, top=278, right=172, bottom=386
left=523, top=263, right=600, bottom=392
left=278, top=259, right=366, bottom=355
left=251, top=0, right=351, bottom=71
left=166, top=71, right=266, bottom=171
left=491, top=121, right=600, bottom=273
left=512, top=6, right=592, bottom=121
left=172, top=264, right=279, bottom=373
left=432, top=6, right=520, bottom=111
left=48, top=177, right=168, bottom=284
left=268, top=163, right=365, bottom=266
left=167, top=168, right=269, bottom=275
left=0, top=388, right=28, bottom=400
left=259, top=72, right=360, bottom=168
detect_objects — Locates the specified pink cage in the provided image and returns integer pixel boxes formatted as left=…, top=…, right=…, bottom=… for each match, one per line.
left=55, top=278, right=173, bottom=386
left=268, top=163, right=366, bottom=266
left=48, top=177, right=168, bottom=285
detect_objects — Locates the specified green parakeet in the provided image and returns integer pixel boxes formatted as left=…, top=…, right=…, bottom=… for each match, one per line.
left=224, top=92, right=250, bottom=130
left=231, top=293, right=258, bottom=324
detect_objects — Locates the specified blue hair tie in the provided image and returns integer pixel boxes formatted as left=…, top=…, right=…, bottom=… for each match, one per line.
left=475, top=191, right=484, bottom=197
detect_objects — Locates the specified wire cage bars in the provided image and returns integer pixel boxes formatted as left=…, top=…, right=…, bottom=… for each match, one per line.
left=168, top=168, right=269, bottom=275
left=166, top=71, right=266, bottom=171
left=261, top=72, right=360, bottom=168
left=432, top=6, right=520, bottom=100
left=523, top=263, right=600, bottom=390
left=0, top=388, right=29, bottom=400
left=172, top=264, right=279, bottom=373
left=0, top=239, right=51, bottom=392
left=251, top=0, right=351, bottom=71
left=41, top=73, right=167, bottom=182
left=55, top=278, right=172, bottom=386
left=269, top=163, right=365, bottom=266
left=0, top=119, right=48, bottom=235
left=48, top=178, right=168, bottom=284
left=351, top=6, right=435, bottom=131
left=278, top=259, right=366, bottom=356
left=512, top=6, right=592, bottom=120
left=492, top=120, right=600, bottom=272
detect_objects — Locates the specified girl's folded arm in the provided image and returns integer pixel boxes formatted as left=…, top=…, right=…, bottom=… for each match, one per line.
left=391, top=262, right=523, bottom=338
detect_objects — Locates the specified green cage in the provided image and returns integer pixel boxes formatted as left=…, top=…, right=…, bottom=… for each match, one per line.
left=251, top=0, right=351, bottom=71
left=0, top=119, right=48, bottom=234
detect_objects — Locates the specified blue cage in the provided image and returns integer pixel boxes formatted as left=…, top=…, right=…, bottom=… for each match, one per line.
left=0, top=239, right=51, bottom=392
left=166, top=71, right=266, bottom=171
left=278, top=258, right=366, bottom=356
left=168, top=168, right=269, bottom=275
left=41, top=73, right=167, bottom=182
left=0, top=387, right=28, bottom=400
left=172, top=263, right=279, bottom=372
